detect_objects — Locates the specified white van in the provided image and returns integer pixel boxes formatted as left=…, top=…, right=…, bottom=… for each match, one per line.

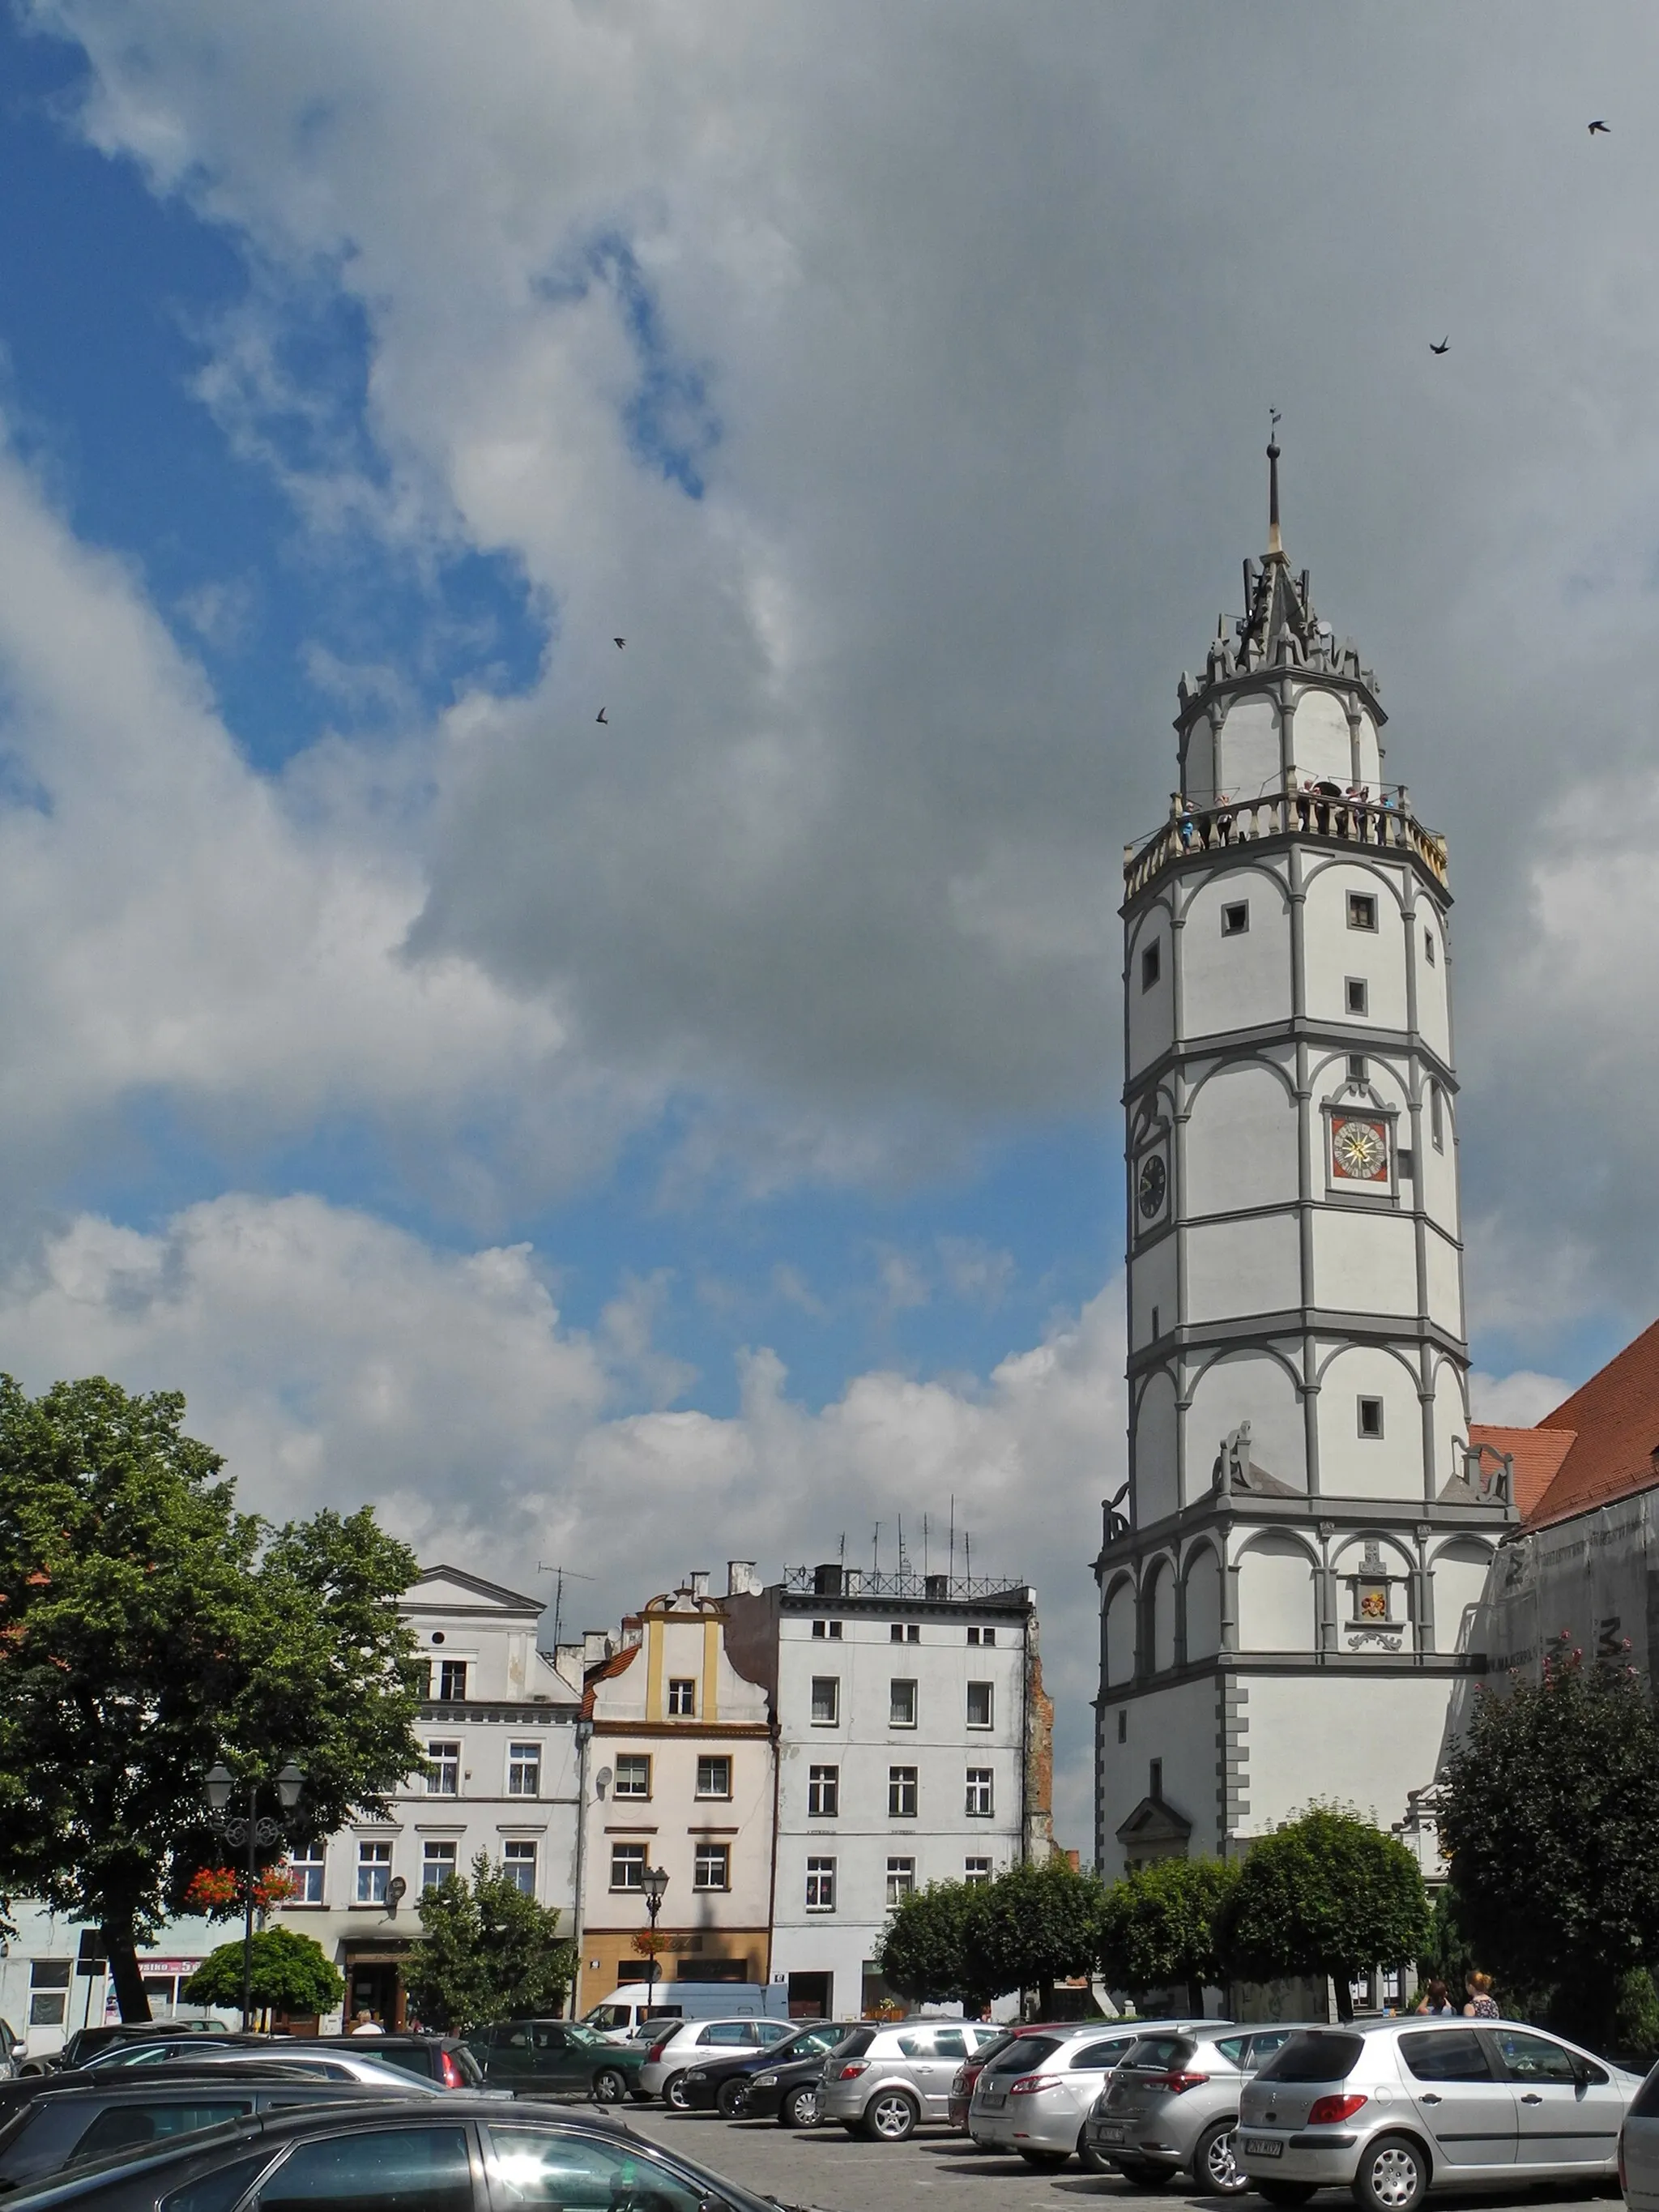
left=582, top=1980, right=791, bottom=2042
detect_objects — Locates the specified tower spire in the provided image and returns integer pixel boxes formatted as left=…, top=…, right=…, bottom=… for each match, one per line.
left=1266, top=409, right=1283, bottom=561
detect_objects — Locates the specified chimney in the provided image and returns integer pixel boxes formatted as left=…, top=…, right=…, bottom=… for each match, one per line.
left=812, top=1563, right=843, bottom=1597
left=925, top=1573, right=949, bottom=1599
left=727, top=1561, right=760, bottom=1596
left=582, top=1629, right=611, bottom=1667
left=689, top=1569, right=710, bottom=1600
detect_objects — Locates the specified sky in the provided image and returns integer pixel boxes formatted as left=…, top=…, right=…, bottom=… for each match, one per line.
left=2, top=1, right=1659, bottom=1847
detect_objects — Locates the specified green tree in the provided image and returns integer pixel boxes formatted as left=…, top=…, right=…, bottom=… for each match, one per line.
left=182, top=1928, right=344, bottom=2021
left=1220, top=1805, right=1430, bottom=2024
left=877, top=1880, right=995, bottom=2010
left=0, top=1377, right=424, bottom=2021
left=404, top=1855, right=578, bottom=2031
left=976, top=1856, right=1107, bottom=2016
left=1439, top=1649, right=1659, bottom=2048
left=1099, top=1857, right=1239, bottom=2013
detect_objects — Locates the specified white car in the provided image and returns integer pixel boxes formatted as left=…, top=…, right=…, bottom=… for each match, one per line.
left=638, top=2017, right=795, bottom=2107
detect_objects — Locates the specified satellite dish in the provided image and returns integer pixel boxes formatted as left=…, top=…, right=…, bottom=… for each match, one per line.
left=595, top=1766, right=613, bottom=1800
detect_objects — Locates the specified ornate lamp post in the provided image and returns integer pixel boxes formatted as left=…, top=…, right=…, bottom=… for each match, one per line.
left=641, top=1866, right=669, bottom=2009
left=204, top=1762, right=304, bottom=2032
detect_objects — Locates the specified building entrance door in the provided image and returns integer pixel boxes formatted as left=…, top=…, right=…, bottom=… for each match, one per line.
left=346, top=1959, right=405, bottom=2030
left=787, top=1972, right=833, bottom=2019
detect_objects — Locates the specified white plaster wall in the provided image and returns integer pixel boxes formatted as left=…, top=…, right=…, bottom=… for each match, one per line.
left=1213, top=695, right=1281, bottom=802
left=1126, top=903, right=1175, bottom=1079
left=1418, top=1091, right=1458, bottom=1233
left=1316, top=1343, right=1424, bottom=1501
left=1179, top=869, right=1293, bottom=1040
left=1311, top=1210, right=1418, bottom=1317
left=1187, top=1212, right=1302, bottom=1322
left=1185, top=1547, right=1223, bottom=1661
left=1425, top=1225, right=1463, bottom=1339
left=1235, top=1534, right=1318, bottom=1652
left=1182, top=715, right=1218, bottom=809
left=1098, top=1674, right=1222, bottom=1875
left=1148, top=1559, right=1178, bottom=1674
left=1130, top=1234, right=1178, bottom=1348
left=1414, top=909, right=1452, bottom=1065
left=1184, top=1349, right=1307, bottom=1497
left=1431, top=1539, right=1495, bottom=1655
left=1104, top=1579, right=1137, bottom=1687
left=1287, top=687, right=1354, bottom=786
left=1233, top=1672, right=1449, bottom=1837
left=1354, top=707, right=1384, bottom=785
left=1184, top=1061, right=1299, bottom=1215
left=1302, top=859, right=1410, bottom=1031
left=1133, top=1369, right=1180, bottom=1527
left=1431, top=1358, right=1471, bottom=1494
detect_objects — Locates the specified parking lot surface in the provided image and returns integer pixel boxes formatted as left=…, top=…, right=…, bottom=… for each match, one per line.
left=624, top=2107, right=1620, bottom=2212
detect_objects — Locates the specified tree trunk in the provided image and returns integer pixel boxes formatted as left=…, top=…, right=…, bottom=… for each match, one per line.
left=103, top=1920, right=152, bottom=2023
left=1333, top=1971, right=1354, bottom=2026
left=1037, top=1978, right=1054, bottom=2019
left=1188, top=1975, right=1206, bottom=2017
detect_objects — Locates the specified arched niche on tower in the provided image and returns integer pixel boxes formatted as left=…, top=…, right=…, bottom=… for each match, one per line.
left=1210, top=694, right=1281, bottom=805
left=1429, top=1536, right=1495, bottom=1655
left=1314, top=1343, right=1425, bottom=1501
left=1235, top=1531, right=1318, bottom=1653
left=1179, top=868, right=1293, bottom=1041
left=1430, top=1355, right=1473, bottom=1496
left=1286, top=685, right=1379, bottom=788
left=1183, top=1543, right=1223, bottom=1663
left=1132, top=1368, right=1179, bottom=1527
left=1185, top=1344, right=1307, bottom=1501
left=1126, top=896, right=1176, bottom=1081
left=1103, top=1574, right=1137, bottom=1687
left=1143, top=1557, right=1177, bottom=1675
left=1184, top=1057, right=1299, bottom=1217
left=1302, top=858, right=1410, bottom=1033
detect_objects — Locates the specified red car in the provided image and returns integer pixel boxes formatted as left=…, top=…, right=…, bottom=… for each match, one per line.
left=949, top=2023, right=1073, bottom=2133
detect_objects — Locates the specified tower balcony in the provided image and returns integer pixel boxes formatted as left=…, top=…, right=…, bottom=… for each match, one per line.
left=1123, top=781, right=1448, bottom=903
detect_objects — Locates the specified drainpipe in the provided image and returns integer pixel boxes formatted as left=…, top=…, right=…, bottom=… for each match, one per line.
left=570, top=1718, right=593, bottom=2018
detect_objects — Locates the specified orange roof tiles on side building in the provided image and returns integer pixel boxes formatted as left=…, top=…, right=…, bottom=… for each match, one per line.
left=1472, top=1313, right=1659, bottom=1534
left=1467, top=1422, right=1575, bottom=1521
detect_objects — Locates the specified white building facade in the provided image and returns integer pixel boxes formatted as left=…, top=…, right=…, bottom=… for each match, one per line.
left=1095, top=448, right=1512, bottom=1877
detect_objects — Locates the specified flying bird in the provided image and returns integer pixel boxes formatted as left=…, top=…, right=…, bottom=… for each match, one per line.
left=596, top=708, right=608, bottom=724
left=614, top=637, right=625, bottom=648
left=1431, top=337, right=1449, bottom=355
left=1589, top=119, right=1611, bottom=135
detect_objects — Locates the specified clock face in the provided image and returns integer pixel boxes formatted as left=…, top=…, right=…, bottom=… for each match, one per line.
left=1137, top=1154, right=1167, bottom=1219
left=1331, top=1115, right=1389, bottom=1183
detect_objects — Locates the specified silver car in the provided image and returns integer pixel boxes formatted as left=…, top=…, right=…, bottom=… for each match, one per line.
left=1622, top=2056, right=1659, bottom=2211
left=638, top=2017, right=793, bottom=2107
left=970, top=2019, right=1206, bottom=2167
left=1085, top=2022, right=1303, bottom=2192
left=820, top=2021, right=1004, bottom=2141
left=1238, top=2018, right=1641, bottom=2210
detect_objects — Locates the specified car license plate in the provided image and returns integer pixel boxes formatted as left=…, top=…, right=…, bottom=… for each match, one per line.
left=1096, top=2124, right=1126, bottom=2144
left=1242, top=2137, right=1282, bottom=2159
left=982, top=2090, right=1004, bottom=2108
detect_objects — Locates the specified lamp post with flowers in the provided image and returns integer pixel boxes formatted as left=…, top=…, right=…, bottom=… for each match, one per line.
left=203, top=1763, right=305, bottom=2032
left=641, top=1867, right=669, bottom=2009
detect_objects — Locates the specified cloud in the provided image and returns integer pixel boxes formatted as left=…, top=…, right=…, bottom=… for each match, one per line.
left=1469, top=1368, right=1572, bottom=1428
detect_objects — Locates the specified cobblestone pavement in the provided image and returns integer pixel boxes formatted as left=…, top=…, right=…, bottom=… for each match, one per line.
left=625, top=2107, right=1619, bottom=2212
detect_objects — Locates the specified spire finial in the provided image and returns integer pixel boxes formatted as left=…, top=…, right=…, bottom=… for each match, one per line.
left=1267, top=409, right=1283, bottom=559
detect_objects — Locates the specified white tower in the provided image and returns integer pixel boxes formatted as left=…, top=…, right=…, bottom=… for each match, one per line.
left=1095, top=443, right=1512, bottom=1882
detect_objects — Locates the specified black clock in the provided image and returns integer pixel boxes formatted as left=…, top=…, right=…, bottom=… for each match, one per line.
left=1137, top=1155, right=1167, bottom=1219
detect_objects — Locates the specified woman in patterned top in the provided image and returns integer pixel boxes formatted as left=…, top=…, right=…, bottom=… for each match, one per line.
left=1463, top=1971, right=1499, bottom=2018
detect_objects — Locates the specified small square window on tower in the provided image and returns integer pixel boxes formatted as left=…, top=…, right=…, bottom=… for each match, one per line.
left=1141, top=941, right=1161, bottom=990
left=1358, top=1396, right=1384, bottom=1439
left=1348, top=893, right=1378, bottom=931
left=1424, top=929, right=1436, bottom=966
left=1221, top=901, right=1249, bottom=937
left=1346, top=977, right=1369, bottom=1016
left=1347, top=1055, right=1368, bottom=1083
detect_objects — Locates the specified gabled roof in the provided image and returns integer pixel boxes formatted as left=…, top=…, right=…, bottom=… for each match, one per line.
left=1115, top=1795, right=1193, bottom=1849
left=1466, top=1424, right=1576, bottom=1520
left=1494, top=1315, right=1659, bottom=1531
left=405, top=1564, right=545, bottom=1616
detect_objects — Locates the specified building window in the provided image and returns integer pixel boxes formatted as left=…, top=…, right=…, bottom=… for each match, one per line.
left=808, top=1764, right=839, bottom=1817
left=811, top=1676, right=840, bottom=1725
left=1149, top=1758, right=1163, bottom=1800
left=1117, top=1708, right=1128, bottom=1744
left=1358, top=1396, right=1384, bottom=1439
left=502, top=1840, right=536, bottom=1897
left=1348, top=1055, right=1367, bottom=1083
left=433, top=1659, right=467, bottom=1702
left=28, top=1960, right=70, bottom=2028
left=610, top=1843, right=646, bottom=1891
left=886, top=1857, right=916, bottom=1905
left=507, top=1742, right=541, bottom=1797
left=966, top=1681, right=994, bottom=1728
left=908, top=1624, right=919, bottom=1642
left=696, top=1756, right=732, bottom=1799
left=1221, top=901, right=1249, bottom=937
left=1348, top=893, right=1377, bottom=931
left=1346, top=977, right=1369, bottom=1016
left=966, top=1625, right=996, bottom=1646
left=1431, top=1082, right=1445, bottom=1151
left=966, top=1768, right=995, bottom=1817
left=613, top=1754, right=651, bottom=1799
left=805, top=1857, right=836, bottom=1911
left=888, top=1766, right=918, bottom=1817
left=1141, top=941, right=1161, bottom=990
left=693, top=1842, right=730, bottom=1892
left=889, top=1679, right=918, bottom=1727
left=812, top=1620, right=842, bottom=1639
left=288, top=1847, right=326, bottom=1904
left=421, top=1840, right=458, bottom=1894
left=424, top=1740, right=460, bottom=1796
left=356, top=1841, right=392, bottom=1905
left=889, top=1623, right=905, bottom=1642
left=965, top=1856, right=993, bottom=1885
left=1150, top=1305, right=1160, bottom=1340
left=667, top=1678, right=697, bottom=1717
left=1423, top=930, right=1435, bottom=967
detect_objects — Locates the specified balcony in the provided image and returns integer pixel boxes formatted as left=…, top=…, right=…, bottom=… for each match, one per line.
left=1123, top=783, right=1448, bottom=902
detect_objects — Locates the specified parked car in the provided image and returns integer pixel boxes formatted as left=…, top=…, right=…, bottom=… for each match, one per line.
left=1, top=2023, right=23, bottom=2082
left=83, top=2036, right=483, bottom=2090
left=0, top=2074, right=429, bottom=2193
left=678, top=2023, right=855, bottom=2118
left=580, top=1983, right=791, bottom=2042
left=818, top=2021, right=1005, bottom=2142
left=1236, top=2019, right=1642, bottom=2211
left=463, top=2020, right=649, bottom=2103
left=53, top=2027, right=229, bottom=2074
left=1622, top=2052, right=1659, bottom=2212
left=638, top=2019, right=795, bottom=2109
left=0, top=2054, right=431, bottom=2136
left=1081, top=2022, right=1296, bottom=2191
left=78, top=2040, right=267, bottom=2073
left=948, top=2026, right=1050, bottom=2133
left=975, top=2019, right=1221, bottom=2171
left=0, top=2096, right=786, bottom=2212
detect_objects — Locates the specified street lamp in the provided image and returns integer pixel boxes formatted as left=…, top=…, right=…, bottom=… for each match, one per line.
left=641, top=1867, right=669, bottom=2008
left=203, top=1762, right=305, bottom=2033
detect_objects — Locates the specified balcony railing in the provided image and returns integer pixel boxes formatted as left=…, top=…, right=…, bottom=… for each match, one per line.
left=1123, top=783, right=1448, bottom=901
left=783, top=1565, right=1028, bottom=1602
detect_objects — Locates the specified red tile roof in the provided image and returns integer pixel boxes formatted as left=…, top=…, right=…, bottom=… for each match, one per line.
left=1467, top=1423, right=1575, bottom=1519
left=1477, top=1314, right=1659, bottom=1532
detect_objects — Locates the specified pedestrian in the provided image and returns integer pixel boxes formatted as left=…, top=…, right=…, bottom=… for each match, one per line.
left=1463, top=1972, right=1499, bottom=2019
left=1413, top=1979, right=1456, bottom=2016
left=348, top=2009, right=386, bottom=2036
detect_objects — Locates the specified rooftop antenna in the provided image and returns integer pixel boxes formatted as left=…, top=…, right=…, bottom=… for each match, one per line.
left=949, top=1495, right=956, bottom=1582
left=872, top=1521, right=881, bottom=1575
left=1267, top=410, right=1283, bottom=561
left=964, top=1527, right=972, bottom=1583
left=922, top=1513, right=930, bottom=1579
left=536, top=1560, right=595, bottom=1654
left=897, top=1514, right=911, bottom=1580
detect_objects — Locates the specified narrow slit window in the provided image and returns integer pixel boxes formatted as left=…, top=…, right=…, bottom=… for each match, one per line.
left=1141, top=941, right=1161, bottom=991
left=1221, top=901, right=1249, bottom=937
left=1424, top=929, right=1436, bottom=967
left=1431, top=1083, right=1445, bottom=1151
left=1346, top=977, right=1369, bottom=1017
left=1150, top=1304, right=1161, bottom=1341
left=1117, top=1709, right=1128, bottom=1744
left=1358, top=1396, right=1384, bottom=1439
left=1348, top=893, right=1378, bottom=931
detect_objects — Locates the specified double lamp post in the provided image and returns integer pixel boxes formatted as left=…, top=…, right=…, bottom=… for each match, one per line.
left=642, top=1866, right=669, bottom=2005
left=204, top=1762, right=304, bottom=2033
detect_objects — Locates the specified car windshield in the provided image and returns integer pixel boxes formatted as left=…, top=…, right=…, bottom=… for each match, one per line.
left=1255, top=2033, right=1366, bottom=2084
left=966, top=2032, right=1014, bottom=2071
left=988, top=2035, right=1063, bottom=2075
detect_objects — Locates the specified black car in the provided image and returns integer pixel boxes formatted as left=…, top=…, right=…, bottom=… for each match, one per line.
left=677, top=2024, right=855, bottom=2119
left=741, top=2027, right=862, bottom=2129
left=0, top=2076, right=424, bottom=2193
left=0, top=2095, right=780, bottom=2212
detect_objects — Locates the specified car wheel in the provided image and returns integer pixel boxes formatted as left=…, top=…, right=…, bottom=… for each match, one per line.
left=718, top=2077, right=749, bottom=2120
left=1077, top=2131, right=1114, bottom=2175
left=592, top=2067, right=629, bottom=2104
left=782, top=2084, right=821, bottom=2129
left=862, top=2089, right=920, bottom=2142
left=663, top=2073, right=690, bottom=2111
left=1352, top=2134, right=1428, bottom=2212
left=1018, top=2149, right=1070, bottom=2169
left=1256, top=2187, right=1318, bottom=2207
left=1113, top=2160, right=1175, bottom=2189
left=1193, top=2120, right=1251, bottom=2197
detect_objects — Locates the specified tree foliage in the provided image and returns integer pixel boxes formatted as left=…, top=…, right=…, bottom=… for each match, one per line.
left=0, top=1376, right=424, bottom=2021
left=403, top=1855, right=578, bottom=2031
left=877, top=1881, right=995, bottom=2009
left=1099, top=1857, right=1239, bottom=2013
left=182, top=1928, right=344, bottom=2017
left=1220, top=1805, right=1430, bottom=2023
left=1439, top=1648, right=1659, bottom=2048
left=877, top=1855, right=1107, bottom=2014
